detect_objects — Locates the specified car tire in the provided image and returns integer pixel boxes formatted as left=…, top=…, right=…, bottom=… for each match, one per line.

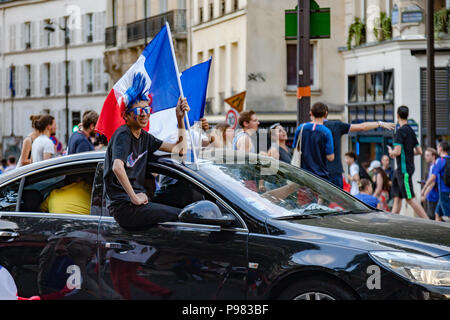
left=278, top=277, right=357, bottom=300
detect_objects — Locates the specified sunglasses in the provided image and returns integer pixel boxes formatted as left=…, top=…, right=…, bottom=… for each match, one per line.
left=269, top=122, right=281, bottom=130
left=130, top=106, right=151, bottom=116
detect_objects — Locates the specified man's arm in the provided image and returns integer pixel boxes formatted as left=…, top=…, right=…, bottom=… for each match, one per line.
left=349, top=121, right=395, bottom=132
left=159, top=98, right=189, bottom=155
left=112, top=159, right=148, bottom=205
left=414, top=145, right=422, bottom=156
left=389, top=145, right=402, bottom=159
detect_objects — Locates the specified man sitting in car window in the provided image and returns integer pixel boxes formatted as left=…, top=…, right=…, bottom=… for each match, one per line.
left=40, top=174, right=93, bottom=215
left=103, top=72, right=189, bottom=229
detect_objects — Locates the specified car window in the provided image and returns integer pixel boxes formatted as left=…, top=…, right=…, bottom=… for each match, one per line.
left=149, top=166, right=243, bottom=228
left=188, top=150, right=370, bottom=218
left=21, top=164, right=97, bottom=214
left=0, top=179, right=21, bottom=212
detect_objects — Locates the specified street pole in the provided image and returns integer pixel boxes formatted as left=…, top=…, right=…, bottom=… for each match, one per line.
left=64, top=17, right=70, bottom=146
left=144, top=0, right=148, bottom=46
left=10, top=64, right=14, bottom=136
left=297, top=0, right=311, bottom=126
left=426, top=0, right=436, bottom=148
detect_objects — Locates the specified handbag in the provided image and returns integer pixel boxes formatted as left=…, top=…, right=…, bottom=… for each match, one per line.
left=290, top=124, right=304, bottom=168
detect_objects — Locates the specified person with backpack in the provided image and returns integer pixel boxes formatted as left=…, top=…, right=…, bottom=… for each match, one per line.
left=423, top=141, right=450, bottom=221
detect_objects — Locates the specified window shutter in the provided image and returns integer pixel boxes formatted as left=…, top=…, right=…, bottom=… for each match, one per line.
left=50, top=63, right=56, bottom=96
left=70, top=61, right=76, bottom=94
left=30, top=65, right=36, bottom=96
left=94, top=58, right=101, bottom=92
left=56, top=62, right=62, bottom=95
left=39, top=21, right=45, bottom=48
left=40, top=64, right=45, bottom=96
left=9, top=24, right=16, bottom=51
left=80, top=60, right=86, bottom=93
left=57, top=17, right=64, bottom=46
left=82, top=14, right=87, bottom=43
left=16, top=66, right=22, bottom=97
left=20, top=23, right=25, bottom=51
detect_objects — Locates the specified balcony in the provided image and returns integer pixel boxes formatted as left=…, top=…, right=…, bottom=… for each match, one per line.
left=127, top=9, right=186, bottom=43
left=105, top=26, right=117, bottom=48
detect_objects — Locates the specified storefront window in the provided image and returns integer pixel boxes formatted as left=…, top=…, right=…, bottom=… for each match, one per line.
left=385, top=104, right=394, bottom=122
left=366, top=105, right=375, bottom=121
left=357, top=74, right=365, bottom=102
left=384, top=71, right=394, bottom=100
left=366, top=74, right=374, bottom=102
left=375, top=105, right=384, bottom=120
left=348, top=76, right=357, bottom=103
left=374, top=72, right=383, bottom=101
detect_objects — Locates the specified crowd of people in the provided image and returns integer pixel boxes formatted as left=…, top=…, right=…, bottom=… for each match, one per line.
left=1, top=96, right=448, bottom=222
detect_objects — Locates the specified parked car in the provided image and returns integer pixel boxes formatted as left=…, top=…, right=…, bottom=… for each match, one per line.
left=0, top=150, right=449, bottom=300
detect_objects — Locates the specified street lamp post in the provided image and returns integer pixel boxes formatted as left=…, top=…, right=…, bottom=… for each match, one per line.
left=44, top=18, right=70, bottom=146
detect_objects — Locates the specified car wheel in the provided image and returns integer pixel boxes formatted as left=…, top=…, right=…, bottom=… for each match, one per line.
left=278, top=277, right=357, bottom=300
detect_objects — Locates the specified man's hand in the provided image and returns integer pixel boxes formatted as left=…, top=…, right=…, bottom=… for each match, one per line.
left=380, top=122, right=395, bottom=130
left=176, top=97, right=190, bottom=121
left=131, top=193, right=148, bottom=206
left=200, top=117, right=209, bottom=131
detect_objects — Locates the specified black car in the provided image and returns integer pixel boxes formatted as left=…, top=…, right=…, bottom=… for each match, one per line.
left=0, top=150, right=449, bottom=300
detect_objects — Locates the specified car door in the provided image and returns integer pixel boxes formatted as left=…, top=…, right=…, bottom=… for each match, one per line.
left=95, top=162, right=249, bottom=300
left=0, top=161, right=104, bottom=300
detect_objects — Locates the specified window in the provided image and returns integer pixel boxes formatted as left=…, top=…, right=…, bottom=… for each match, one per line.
left=24, top=22, right=31, bottom=49
left=0, top=179, right=21, bottom=212
left=112, top=0, right=118, bottom=26
left=348, top=71, right=395, bottom=124
left=9, top=66, right=16, bottom=97
left=87, top=13, right=93, bottom=42
left=25, top=65, right=31, bottom=97
left=221, top=0, right=226, bottom=15
left=44, top=63, right=50, bottom=96
left=160, top=0, right=168, bottom=13
left=233, top=0, right=239, bottom=11
left=287, top=43, right=315, bottom=89
left=44, top=19, right=52, bottom=47
left=21, top=164, right=96, bottom=214
left=199, top=6, right=204, bottom=23
left=86, top=59, right=93, bottom=92
left=209, top=1, right=214, bottom=20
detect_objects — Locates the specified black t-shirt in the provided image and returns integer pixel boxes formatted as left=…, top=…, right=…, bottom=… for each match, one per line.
left=393, top=124, right=419, bottom=175
left=104, top=125, right=163, bottom=205
left=324, top=120, right=351, bottom=175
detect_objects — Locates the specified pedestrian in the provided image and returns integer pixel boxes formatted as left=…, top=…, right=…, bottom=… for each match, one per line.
left=1, top=159, right=7, bottom=171
left=211, top=122, right=234, bottom=149
left=368, top=160, right=390, bottom=211
left=421, top=147, right=440, bottom=220
left=267, top=123, right=292, bottom=164
left=17, top=115, right=42, bottom=167
left=4, top=156, right=17, bottom=173
left=355, top=178, right=381, bottom=209
left=345, top=152, right=360, bottom=196
left=31, top=115, right=56, bottom=163
left=232, top=110, right=260, bottom=153
left=389, top=106, right=428, bottom=219
left=67, top=110, right=99, bottom=155
left=104, top=72, right=189, bottom=229
left=292, top=102, right=334, bottom=180
left=423, top=141, right=450, bottom=221
left=323, top=106, right=395, bottom=188
left=381, top=154, right=393, bottom=181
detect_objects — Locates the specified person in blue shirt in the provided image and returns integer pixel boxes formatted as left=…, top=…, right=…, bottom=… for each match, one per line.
left=355, top=179, right=381, bottom=209
left=421, top=148, right=440, bottom=220
left=292, top=102, right=334, bottom=181
left=323, top=111, right=395, bottom=188
left=67, top=110, right=99, bottom=155
left=424, top=141, right=450, bottom=221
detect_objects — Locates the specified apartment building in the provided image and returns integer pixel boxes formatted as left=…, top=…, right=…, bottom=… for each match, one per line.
left=0, top=0, right=109, bottom=157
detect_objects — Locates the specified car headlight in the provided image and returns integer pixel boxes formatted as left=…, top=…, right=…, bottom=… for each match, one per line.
left=370, top=251, right=450, bottom=287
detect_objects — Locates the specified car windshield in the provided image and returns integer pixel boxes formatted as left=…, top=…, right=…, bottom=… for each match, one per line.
left=187, top=149, right=370, bottom=218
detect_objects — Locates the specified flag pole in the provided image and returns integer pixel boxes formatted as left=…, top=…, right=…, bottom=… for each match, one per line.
left=165, top=22, right=199, bottom=170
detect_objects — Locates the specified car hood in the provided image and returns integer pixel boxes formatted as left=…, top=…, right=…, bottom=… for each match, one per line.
left=268, top=212, right=450, bottom=258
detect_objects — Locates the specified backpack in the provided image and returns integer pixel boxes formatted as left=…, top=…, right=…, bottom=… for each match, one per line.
left=444, top=157, right=450, bottom=187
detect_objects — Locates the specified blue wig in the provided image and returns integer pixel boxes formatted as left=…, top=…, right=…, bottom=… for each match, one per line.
left=123, top=73, right=151, bottom=111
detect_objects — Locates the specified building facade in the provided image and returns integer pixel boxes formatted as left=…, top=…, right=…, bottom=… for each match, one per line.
left=342, top=0, right=450, bottom=216
left=190, top=0, right=347, bottom=139
left=0, top=0, right=109, bottom=158
left=104, top=0, right=188, bottom=84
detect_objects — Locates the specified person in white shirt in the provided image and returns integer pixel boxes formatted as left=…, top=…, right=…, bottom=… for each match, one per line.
left=345, top=151, right=360, bottom=196
left=31, top=115, right=56, bottom=163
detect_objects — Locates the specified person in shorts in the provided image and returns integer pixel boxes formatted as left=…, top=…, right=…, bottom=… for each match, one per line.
left=103, top=72, right=189, bottom=229
left=388, top=106, right=428, bottom=219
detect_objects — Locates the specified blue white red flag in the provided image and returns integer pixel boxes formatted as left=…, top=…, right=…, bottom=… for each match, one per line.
left=96, top=24, right=180, bottom=141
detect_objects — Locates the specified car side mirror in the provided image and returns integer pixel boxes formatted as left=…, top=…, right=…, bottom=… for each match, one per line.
left=179, top=200, right=236, bottom=228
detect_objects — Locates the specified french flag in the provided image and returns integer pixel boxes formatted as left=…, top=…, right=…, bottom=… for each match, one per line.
left=96, top=24, right=211, bottom=142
